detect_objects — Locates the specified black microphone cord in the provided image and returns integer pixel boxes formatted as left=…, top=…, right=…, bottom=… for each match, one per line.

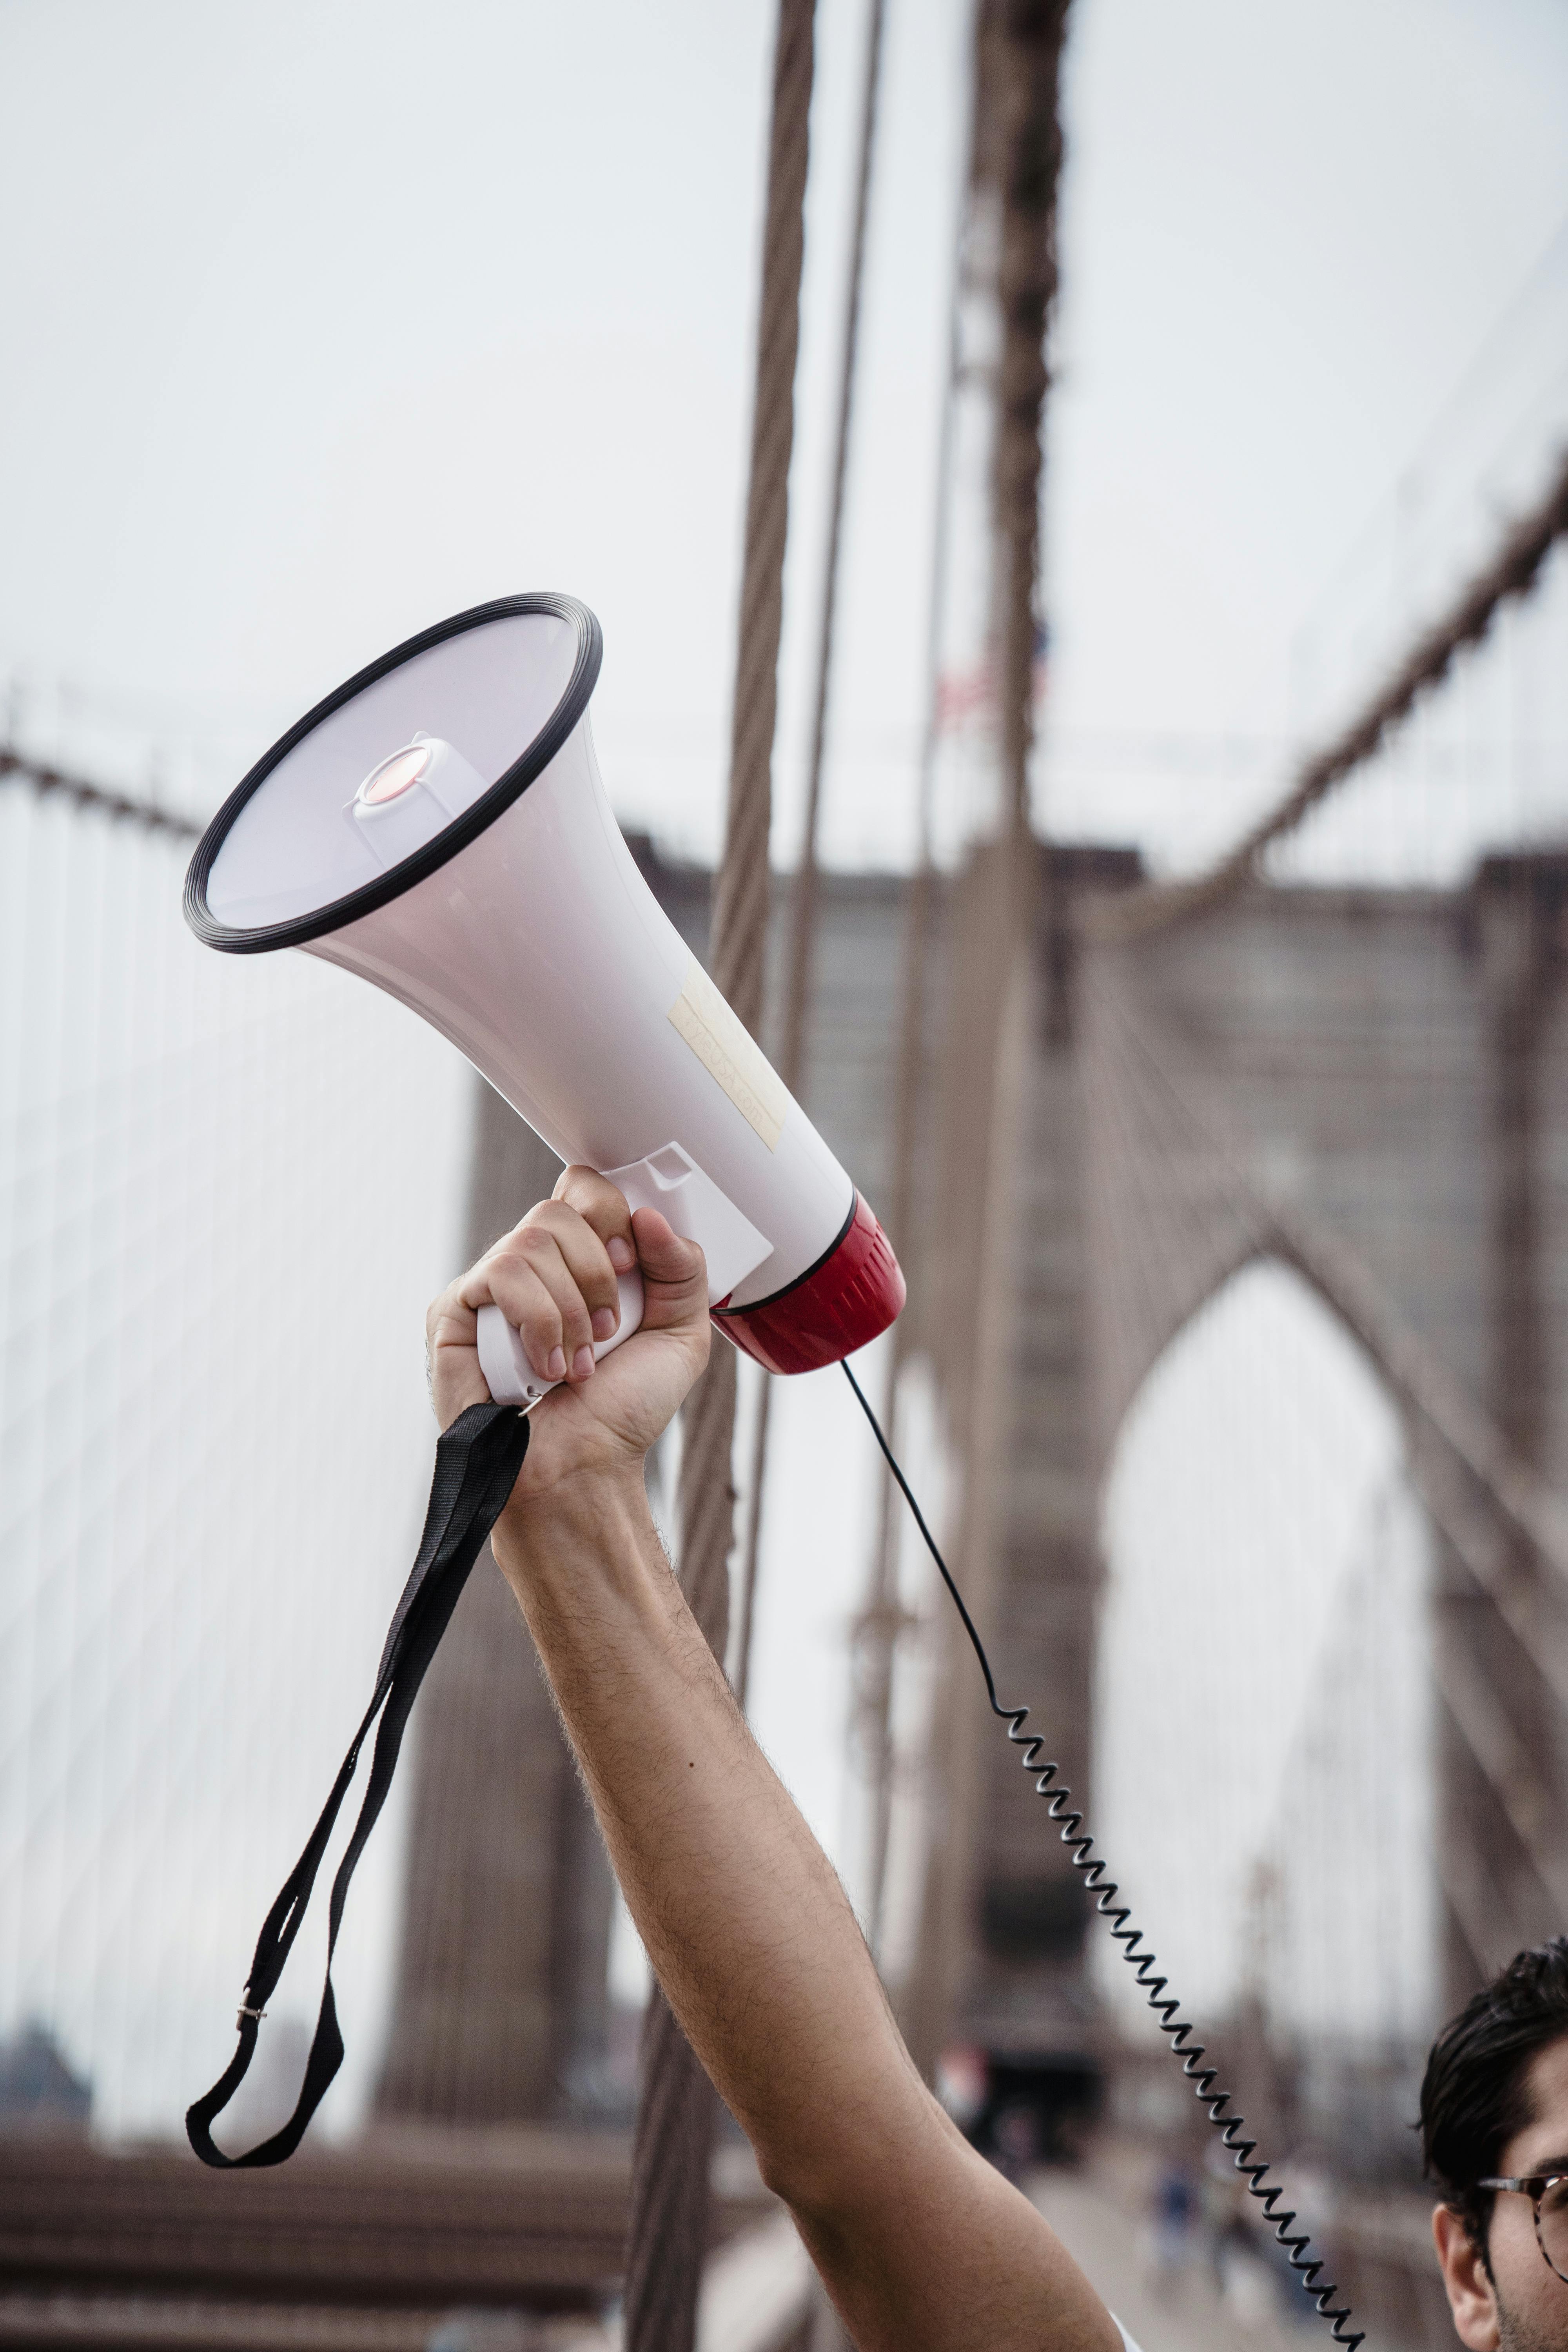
left=841, top=1355, right=1365, bottom=2349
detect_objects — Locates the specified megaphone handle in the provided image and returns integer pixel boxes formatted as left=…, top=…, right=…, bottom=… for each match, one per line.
left=476, top=1266, right=644, bottom=1411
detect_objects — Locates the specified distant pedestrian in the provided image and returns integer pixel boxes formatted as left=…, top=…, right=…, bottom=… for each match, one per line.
left=1142, top=2161, right=1196, bottom=2288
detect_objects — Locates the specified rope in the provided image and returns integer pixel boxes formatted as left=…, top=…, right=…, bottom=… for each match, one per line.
left=620, top=1946, right=730, bottom=2346
left=988, top=0, right=1070, bottom=838
left=1408, top=1433, right=1568, bottom=1722
left=1429, top=1633, right=1568, bottom=1919
left=857, top=131, right=968, bottom=1959
left=735, top=0, right=887, bottom=1717
left=705, top=0, right=816, bottom=1044
left=775, top=0, right=886, bottom=1094
left=1089, top=443, right=1568, bottom=945
left=0, top=745, right=200, bottom=841
left=623, top=8, right=815, bottom=2347
left=901, top=0, right=1071, bottom=2068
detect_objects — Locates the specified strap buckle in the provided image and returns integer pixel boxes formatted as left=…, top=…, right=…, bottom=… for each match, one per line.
left=236, top=2000, right=267, bottom=2029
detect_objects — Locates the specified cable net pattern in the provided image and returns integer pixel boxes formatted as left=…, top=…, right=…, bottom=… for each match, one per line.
left=0, top=779, right=472, bottom=2140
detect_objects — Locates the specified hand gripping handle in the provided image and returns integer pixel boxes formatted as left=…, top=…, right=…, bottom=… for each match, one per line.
left=477, top=1266, right=644, bottom=1408
left=474, top=1140, right=772, bottom=1412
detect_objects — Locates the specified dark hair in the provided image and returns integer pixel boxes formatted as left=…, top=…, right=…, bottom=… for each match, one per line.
left=1420, top=1937, right=1568, bottom=2253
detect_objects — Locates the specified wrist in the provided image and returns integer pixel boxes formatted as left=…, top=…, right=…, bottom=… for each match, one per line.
left=493, top=1458, right=657, bottom=1594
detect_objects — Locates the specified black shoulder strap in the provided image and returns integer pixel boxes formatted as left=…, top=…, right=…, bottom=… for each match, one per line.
left=186, top=1398, right=531, bottom=2168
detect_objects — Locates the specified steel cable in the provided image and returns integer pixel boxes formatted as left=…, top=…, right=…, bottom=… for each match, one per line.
left=1, top=746, right=200, bottom=840
left=735, top=0, right=887, bottom=1715
left=1089, top=443, right=1568, bottom=946
left=623, top=7, right=815, bottom=2348
left=704, top=0, right=816, bottom=1044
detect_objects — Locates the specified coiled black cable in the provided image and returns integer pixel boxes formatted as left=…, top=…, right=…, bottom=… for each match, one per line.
left=842, top=1356, right=1365, bottom=2348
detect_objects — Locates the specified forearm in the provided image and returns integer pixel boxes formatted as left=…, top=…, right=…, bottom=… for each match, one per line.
left=491, top=1468, right=1120, bottom=2352
left=434, top=1189, right=1116, bottom=2348
left=492, top=1467, right=924, bottom=2204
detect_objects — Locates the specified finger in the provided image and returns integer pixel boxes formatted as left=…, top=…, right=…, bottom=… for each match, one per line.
left=495, top=1225, right=599, bottom=1381
left=629, top=1205, right=709, bottom=1332
left=459, top=1244, right=575, bottom=1383
left=554, top=1166, right=639, bottom=1277
left=521, top=1197, right=622, bottom=1342
left=426, top=1283, right=489, bottom=1427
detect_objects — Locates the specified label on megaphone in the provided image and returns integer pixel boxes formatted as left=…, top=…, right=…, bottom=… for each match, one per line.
left=476, top=1140, right=771, bottom=1410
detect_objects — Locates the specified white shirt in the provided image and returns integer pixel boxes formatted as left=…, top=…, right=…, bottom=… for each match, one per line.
left=1116, top=2326, right=1143, bottom=2352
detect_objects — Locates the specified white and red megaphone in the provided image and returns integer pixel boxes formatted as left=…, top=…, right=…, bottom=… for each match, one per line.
left=184, top=595, right=905, bottom=1403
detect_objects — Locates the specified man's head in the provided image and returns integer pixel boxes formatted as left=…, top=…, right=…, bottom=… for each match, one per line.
left=1422, top=1937, right=1568, bottom=2350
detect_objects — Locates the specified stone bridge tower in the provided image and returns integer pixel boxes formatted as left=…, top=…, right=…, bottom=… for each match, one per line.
left=911, top=840, right=1568, bottom=2105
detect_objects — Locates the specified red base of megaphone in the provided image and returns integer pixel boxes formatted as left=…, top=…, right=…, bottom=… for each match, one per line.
left=711, top=1192, right=906, bottom=1376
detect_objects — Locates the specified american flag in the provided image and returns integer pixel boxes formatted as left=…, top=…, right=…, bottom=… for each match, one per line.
left=935, top=621, right=1049, bottom=733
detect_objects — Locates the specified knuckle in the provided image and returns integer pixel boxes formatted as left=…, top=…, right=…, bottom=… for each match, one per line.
left=557, top=1285, right=592, bottom=1340
left=555, top=1167, right=628, bottom=1226
left=574, top=1245, right=616, bottom=1304
left=520, top=1295, right=563, bottom=1354
left=428, top=1281, right=466, bottom=1335
left=492, top=1265, right=557, bottom=1339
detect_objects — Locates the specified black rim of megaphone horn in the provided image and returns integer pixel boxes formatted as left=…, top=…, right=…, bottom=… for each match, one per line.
left=183, top=593, right=603, bottom=955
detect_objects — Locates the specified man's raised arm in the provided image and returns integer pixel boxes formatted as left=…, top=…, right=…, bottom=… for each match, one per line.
left=425, top=1166, right=1121, bottom=2352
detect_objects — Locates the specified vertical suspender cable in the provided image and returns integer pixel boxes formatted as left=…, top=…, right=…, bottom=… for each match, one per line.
left=991, top=0, right=1067, bottom=849
left=622, top=6, right=815, bottom=2348
left=734, top=0, right=889, bottom=1713
left=902, top=0, right=1071, bottom=2079
left=858, top=151, right=967, bottom=1961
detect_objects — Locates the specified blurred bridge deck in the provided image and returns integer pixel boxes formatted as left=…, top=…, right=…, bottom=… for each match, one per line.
left=0, top=2127, right=784, bottom=2349
left=1031, top=2149, right=1457, bottom=2350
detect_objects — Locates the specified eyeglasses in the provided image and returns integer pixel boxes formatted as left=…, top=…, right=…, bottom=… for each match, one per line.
left=1477, top=2174, right=1568, bottom=2285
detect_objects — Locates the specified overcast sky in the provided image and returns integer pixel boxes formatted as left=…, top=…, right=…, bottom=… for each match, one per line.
left=5, top=0, right=1566, bottom=871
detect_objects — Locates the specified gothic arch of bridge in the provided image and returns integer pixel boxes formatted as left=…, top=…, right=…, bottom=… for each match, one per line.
left=1093, top=1247, right=1436, bottom=2095
left=913, top=846, right=1568, bottom=2086
left=1079, top=884, right=1495, bottom=1475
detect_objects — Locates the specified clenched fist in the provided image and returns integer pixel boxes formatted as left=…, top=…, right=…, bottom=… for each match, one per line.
left=425, top=1163, right=711, bottom=1519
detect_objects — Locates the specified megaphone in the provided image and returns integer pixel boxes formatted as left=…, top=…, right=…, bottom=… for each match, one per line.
left=183, top=595, right=905, bottom=1396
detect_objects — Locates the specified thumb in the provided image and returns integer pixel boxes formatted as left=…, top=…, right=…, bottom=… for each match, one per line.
left=631, top=1205, right=709, bottom=1331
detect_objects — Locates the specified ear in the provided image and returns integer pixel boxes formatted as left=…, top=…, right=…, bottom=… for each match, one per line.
left=1432, top=2203, right=1501, bottom=2350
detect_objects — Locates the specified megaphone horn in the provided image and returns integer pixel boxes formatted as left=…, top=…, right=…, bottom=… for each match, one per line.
left=184, top=595, right=905, bottom=1392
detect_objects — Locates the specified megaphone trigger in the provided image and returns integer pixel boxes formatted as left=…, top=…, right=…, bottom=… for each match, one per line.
left=603, top=1139, right=773, bottom=1305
